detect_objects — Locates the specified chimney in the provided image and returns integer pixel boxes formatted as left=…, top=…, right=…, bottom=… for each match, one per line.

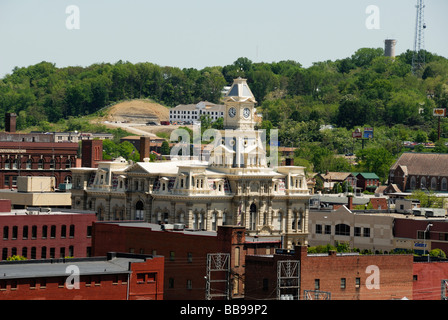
left=5, top=113, right=17, bottom=133
left=140, top=136, right=151, bottom=161
left=82, top=139, right=103, bottom=168
left=347, top=194, right=354, bottom=210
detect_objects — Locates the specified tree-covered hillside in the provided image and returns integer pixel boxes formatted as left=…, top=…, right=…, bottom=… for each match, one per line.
left=1, top=48, right=448, bottom=180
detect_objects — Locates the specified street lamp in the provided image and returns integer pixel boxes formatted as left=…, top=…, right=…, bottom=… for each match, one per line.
left=424, top=223, right=433, bottom=262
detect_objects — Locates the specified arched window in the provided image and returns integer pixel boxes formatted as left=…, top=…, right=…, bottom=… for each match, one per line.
left=335, top=224, right=350, bottom=236
left=420, top=177, right=427, bottom=189
left=250, top=203, right=257, bottom=230
left=431, top=177, right=437, bottom=190
left=278, top=211, right=284, bottom=232
left=135, top=201, right=144, bottom=220
left=410, top=176, right=416, bottom=190
left=234, top=247, right=241, bottom=267
left=442, top=178, right=448, bottom=191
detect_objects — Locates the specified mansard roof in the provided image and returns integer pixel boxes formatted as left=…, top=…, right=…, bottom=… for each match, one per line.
left=224, top=78, right=256, bottom=103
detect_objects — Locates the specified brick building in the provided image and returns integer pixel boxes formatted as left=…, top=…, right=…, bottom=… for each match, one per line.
left=92, top=222, right=281, bottom=300
left=0, top=113, right=106, bottom=189
left=413, top=261, right=448, bottom=300
left=0, top=252, right=164, bottom=300
left=393, top=217, right=448, bottom=255
left=245, top=246, right=414, bottom=300
left=389, top=152, right=448, bottom=192
left=0, top=200, right=96, bottom=261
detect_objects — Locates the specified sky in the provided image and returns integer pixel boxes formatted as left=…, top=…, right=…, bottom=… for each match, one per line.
left=0, top=0, right=447, bottom=77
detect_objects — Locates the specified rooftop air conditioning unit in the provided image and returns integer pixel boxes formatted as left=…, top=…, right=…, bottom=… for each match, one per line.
left=174, top=224, right=185, bottom=230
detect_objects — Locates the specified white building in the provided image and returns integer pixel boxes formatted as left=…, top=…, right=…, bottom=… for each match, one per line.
left=169, top=101, right=225, bottom=123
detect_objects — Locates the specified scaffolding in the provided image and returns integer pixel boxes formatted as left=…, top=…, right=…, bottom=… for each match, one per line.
left=205, top=253, right=230, bottom=300
left=442, top=280, right=448, bottom=300
left=277, top=260, right=300, bottom=300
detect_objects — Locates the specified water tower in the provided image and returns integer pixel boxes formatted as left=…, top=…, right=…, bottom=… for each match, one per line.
left=384, top=39, right=397, bottom=58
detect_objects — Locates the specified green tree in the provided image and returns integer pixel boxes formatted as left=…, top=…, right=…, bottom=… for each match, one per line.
left=161, top=140, right=170, bottom=155
left=356, top=147, right=394, bottom=183
left=408, top=190, right=443, bottom=208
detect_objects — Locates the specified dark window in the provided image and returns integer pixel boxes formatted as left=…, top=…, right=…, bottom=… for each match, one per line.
left=335, top=224, right=350, bottom=236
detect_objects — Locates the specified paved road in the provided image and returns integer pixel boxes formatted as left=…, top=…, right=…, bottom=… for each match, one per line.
left=103, top=121, right=158, bottom=137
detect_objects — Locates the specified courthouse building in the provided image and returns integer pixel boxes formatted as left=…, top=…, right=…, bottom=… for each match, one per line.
left=71, top=78, right=311, bottom=248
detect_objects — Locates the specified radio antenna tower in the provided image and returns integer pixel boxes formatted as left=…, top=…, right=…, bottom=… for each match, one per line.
left=412, top=0, right=426, bottom=74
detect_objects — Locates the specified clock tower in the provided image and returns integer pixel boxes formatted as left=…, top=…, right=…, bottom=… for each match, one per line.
left=223, top=78, right=256, bottom=130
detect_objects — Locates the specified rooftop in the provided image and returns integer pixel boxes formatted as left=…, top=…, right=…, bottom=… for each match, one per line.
left=0, top=253, right=157, bottom=279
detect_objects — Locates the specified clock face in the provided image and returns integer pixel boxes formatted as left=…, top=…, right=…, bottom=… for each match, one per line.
left=243, top=108, right=250, bottom=119
left=228, top=107, right=236, bottom=118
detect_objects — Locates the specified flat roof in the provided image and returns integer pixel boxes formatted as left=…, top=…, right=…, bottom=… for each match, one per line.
left=96, top=221, right=282, bottom=243
left=0, top=208, right=96, bottom=216
left=0, top=253, right=156, bottom=279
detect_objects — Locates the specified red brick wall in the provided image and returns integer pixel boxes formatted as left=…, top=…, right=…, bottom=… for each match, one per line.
left=413, top=261, right=448, bottom=300
left=0, top=255, right=164, bottom=300
left=0, top=213, right=96, bottom=260
left=245, top=247, right=414, bottom=300
left=300, top=251, right=413, bottom=300
left=93, top=223, right=221, bottom=300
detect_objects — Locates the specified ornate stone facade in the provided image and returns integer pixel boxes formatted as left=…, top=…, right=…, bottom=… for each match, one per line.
left=71, top=79, right=311, bottom=248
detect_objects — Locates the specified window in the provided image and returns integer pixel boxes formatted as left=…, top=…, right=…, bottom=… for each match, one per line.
left=170, top=251, right=175, bottom=261
left=234, top=247, right=240, bottom=267
left=42, top=225, right=48, bottom=238
left=3, top=226, right=8, bottom=240
left=335, top=224, right=350, bottom=236
left=314, top=279, right=320, bottom=290
left=187, top=252, right=193, bottom=263
left=325, top=225, right=331, bottom=235
left=186, top=279, right=192, bottom=290
left=50, top=225, right=56, bottom=238
left=363, top=228, right=371, bottom=238
left=169, top=278, right=174, bottom=288
left=354, top=227, right=361, bottom=237
left=442, top=178, right=448, bottom=191
left=263, top=278, right=269, bottom=291
left=26, top=159, right=32, bottom=169
left=341, top=278, right=346, bottom=289
left=38, top=159, right=44, bottom=170
left=23, top=226, right=28, bottom=239
left=41, top=247, right=47, bottom=259
left=61, top=225, right=66, bottom=238
left=12, top=226, right=18, bottom=239
left=69, top=225, right=75, bottom=238
left=355, top=277, right=361, bottom=288
left=4, top=176, right=10, bottom=188
left=32, top=226, right=37, bottom=239
left=315, top=224, right=322, bottom=234
left=87, top=226, right=92, bottom=237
